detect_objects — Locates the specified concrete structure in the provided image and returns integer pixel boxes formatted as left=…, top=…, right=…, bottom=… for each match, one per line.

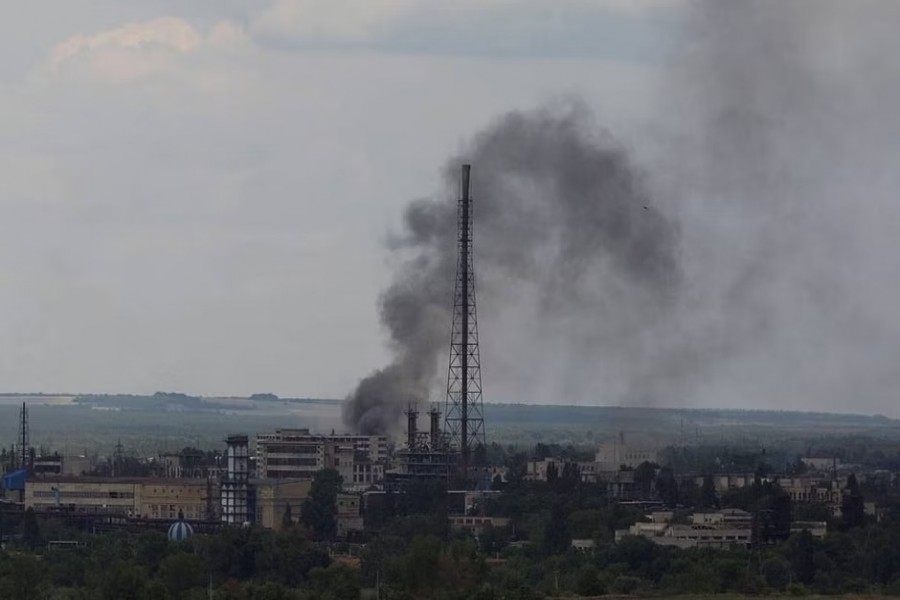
left=694, top=473, right=757, bottom=493
left=25, top=477, right=213, bottom=521
left=386, top=446, right=457, bottom=490
left=571, top=539, right=596, bottom=551
left=27, top=477, right=140, bottom=516
left=336, top=493, right=364, bottom=538
left=61, top=455, right=92, bottom=477
left=255, top=429, right=388, bottom=486
left=385, top=407, right=458, bottom=491
left=596, top=434, right=658, bottom=470
left=449, top=515, right=510, bottom=536
left=254, top=478, right=312, bottom=531
left=32, top=454, right=63, bottom=476
left=617, top=508, right=826, bottom=549
left=351, top=460, right=384, bottom=491
left=802, top=457, right=839, bottom=472
left=780, top=477, right=842, bottom=505
left=142, top=479, right=214, bottom=521
left=221, top=435, right=250, bottom=525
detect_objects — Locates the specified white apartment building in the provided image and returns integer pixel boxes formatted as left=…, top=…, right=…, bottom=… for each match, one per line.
left=255, top=429, right=388, bottom=488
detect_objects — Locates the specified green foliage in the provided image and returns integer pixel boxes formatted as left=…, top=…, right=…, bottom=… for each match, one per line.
left=22, top=507, right=40, bottom=549
left=0, top=553, right=43, bottom=600
left=301, top=469, right=342, bottom=540
left=307, top=564, right=360, bottom=600
left=158, top=552, right=204, bottom=599
left=841, top=472, right=866, bottom=529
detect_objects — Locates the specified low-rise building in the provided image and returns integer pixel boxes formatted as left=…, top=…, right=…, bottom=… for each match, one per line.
left=595, top=434, right=658, bottom=470
left=254, top=478, right=312, bottom=530
left=336, top=493, right=364, bottom=538
left=616, top=508, right=826, bottom=549
left=802, top=457, right=839, bottom=472
left=141, top=479, right=214, bottom=521
left=780, top=477, right=842, bottom=505
left=449, top=515, right=510, bottom=536
left=26, top=477, right=214, bottom=521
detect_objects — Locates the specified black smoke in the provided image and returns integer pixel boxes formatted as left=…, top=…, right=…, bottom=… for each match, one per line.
left=343, top=105, right=679, bottom=434
left=346, top=0, right=900, bottom=432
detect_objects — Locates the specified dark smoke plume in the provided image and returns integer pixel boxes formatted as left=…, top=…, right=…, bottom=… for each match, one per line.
left=347, top=0, right=900, bottom=430
left=343, top=105, right=680, bottom=434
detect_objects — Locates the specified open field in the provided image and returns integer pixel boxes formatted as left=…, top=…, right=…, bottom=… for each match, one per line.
left=2, top=393, right=900, bottom=457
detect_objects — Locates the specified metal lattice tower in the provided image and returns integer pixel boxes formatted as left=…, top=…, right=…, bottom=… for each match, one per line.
left=17, top=402, right=29, bottom=469
left=444, top=164, right=485, bottom=476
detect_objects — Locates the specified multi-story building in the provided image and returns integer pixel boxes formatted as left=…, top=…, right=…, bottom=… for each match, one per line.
left=255, top=429, right=388, bottom=485
left=351, top=459, right=384, bottom=491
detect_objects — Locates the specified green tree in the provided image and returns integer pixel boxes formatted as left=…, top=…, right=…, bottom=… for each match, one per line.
left=841, top=473, right=865, bottom=529
left=158, top=551, right=205, bottom=599
left=634, top=462, right=658, bottom=499
left=0, top=553, right=43, bottom=600
left=762, top=556, right=792, bottom=591
left=100, top=561, right=148, bottom=600
left=656, top=467, right=679, bottom=507
left=282, top=503, right=293, bottom=529
left=141, top=579, right=172, bottom=600
left=309, top=564, right=361, bottom=600
left=546, top=461, right=559, bottom=483
left=576, top=565, right=605, bottom=596
left=135, top=531, right=169, bottom=574
left=542, top=505, right=571, bottom=556
left=701, top=474, right=719, bottom=508
left=301, top=469, right=343, bottom=540
left=22, top=507, right=40, bottom=549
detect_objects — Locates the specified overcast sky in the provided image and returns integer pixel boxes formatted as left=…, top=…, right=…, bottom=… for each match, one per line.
left=0, top=1, right=681, bottom=399
left=5, top=1, right=900, bottom=419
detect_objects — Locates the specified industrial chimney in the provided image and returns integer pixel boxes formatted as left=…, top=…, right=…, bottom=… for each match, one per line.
left=429, top=406, right=441, bottom=450
left=406, top=405, right=418, bottom=450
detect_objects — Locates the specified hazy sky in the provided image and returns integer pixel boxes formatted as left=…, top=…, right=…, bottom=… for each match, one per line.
left=4, top=1, right=900, bottom=418
left=0, top=1, right=679, bottom=398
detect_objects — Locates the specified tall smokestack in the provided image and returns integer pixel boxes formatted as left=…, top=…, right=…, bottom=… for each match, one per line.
left=429, top=406, right=441, bottom=449
left=406, top=405, right=418, bottom=450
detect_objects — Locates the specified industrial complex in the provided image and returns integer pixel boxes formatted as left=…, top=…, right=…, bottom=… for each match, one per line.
left=0, top=165, right=491, bottom=539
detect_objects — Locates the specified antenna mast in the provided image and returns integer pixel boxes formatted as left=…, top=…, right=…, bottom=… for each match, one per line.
left=444, top=164, right=485, bottom=480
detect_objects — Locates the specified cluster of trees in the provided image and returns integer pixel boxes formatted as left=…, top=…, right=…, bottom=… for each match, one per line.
left=356, top=466, right=900, bottom=599
left=0, top=510, right=357, bottom=600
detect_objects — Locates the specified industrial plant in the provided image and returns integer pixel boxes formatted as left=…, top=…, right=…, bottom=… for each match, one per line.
left=0, top=165, right=492, bottom=539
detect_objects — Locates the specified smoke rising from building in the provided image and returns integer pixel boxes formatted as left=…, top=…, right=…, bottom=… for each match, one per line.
left=345, top=0, right=900, bottom=432
left=344, top=106, right=679, bottom=434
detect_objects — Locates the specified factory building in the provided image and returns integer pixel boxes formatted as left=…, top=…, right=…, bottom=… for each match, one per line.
left=384, top=406, right=458, bottom=491
left=254, top=478, right=312, bottom=530
left=595, top=433, right=658, bottom=470
left=255, top=429, right=388, bottom=489
left=25, top=477, right=214, bottom=521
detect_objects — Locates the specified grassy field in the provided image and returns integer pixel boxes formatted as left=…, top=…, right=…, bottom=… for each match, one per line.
left=2, top=393, right=900, bottom=457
